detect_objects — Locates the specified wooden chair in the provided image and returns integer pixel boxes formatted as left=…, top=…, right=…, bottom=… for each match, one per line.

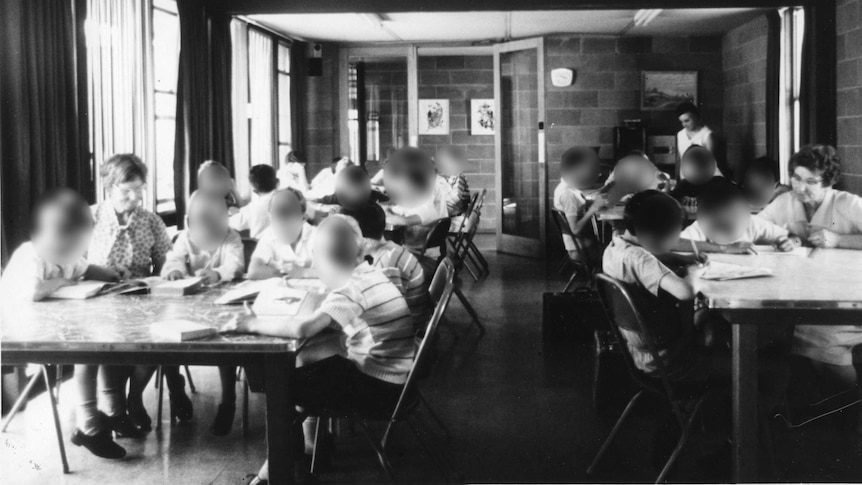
left=309, top=257, right=458, bottom=481
left=550, top=208, right=593, bottom=293
left=588, top=274, right=710, bottom=483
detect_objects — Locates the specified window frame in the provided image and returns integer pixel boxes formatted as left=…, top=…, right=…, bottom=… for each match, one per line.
left=778, top=6, right=804, bottom=184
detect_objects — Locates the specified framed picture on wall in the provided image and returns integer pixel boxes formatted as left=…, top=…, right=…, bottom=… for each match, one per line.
left=470, top=99, right=495, bottom=135
left=641, top=71, right=698, bottom=110
left=418, top=99, right=450, bottom=135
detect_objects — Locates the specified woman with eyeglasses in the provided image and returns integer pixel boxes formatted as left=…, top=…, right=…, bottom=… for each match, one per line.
left=759, top=144, right=862, bottom=432
left=86, top=154, right=184, bottom=439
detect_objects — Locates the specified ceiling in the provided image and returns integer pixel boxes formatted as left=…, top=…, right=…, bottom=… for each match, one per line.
left=248, top=8, right=768, bottom=44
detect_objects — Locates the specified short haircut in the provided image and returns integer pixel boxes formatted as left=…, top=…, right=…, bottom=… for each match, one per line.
left=316, top=214, right=366, bottom=265
left=623, top=190, right=683, bottom=238
left=198, top=160, right=230, bottom=178
left=100, top=153, right=147, bottom=187
left=341, top=203, right=386, bottom=240
left=743, top=156, right=780, bottom=182
left=697, top=178, right=745, bottom=215
left=30, top=187, right=94, bottom=237
left=681, top=145, right=715, bottom=168
left=269, top=186, right=307, bottom=215
left=249, top=164, right=278, bottom=193
left=385, top=147, right=435, bottom=191
left=286, top=151, right=305, bottom=165
left=789, top=144, right=841, bottom=186
left=560, top=146, right=596, bottom=172
left=338, top=165, right=370, bottom=185
left=675, top=101, right=700, bottom=119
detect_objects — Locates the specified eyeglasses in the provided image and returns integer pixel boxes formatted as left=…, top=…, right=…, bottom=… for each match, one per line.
left=789, top=174, right=823, bottom=187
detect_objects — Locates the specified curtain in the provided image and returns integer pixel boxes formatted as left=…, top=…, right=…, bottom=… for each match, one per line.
left=799, top=1, right=837, bottom=147
left=85, top=0, right=148, bottom=201
left=290, top=41, right=307, bottom=157
left=230, top=19, right=250, bottom=197
left=248, top=28, right=274, bottom=167
left=173, top=0, right=234, bottom=227
left=765, top=10, right=781, bottom=165
left=0, top=0, right=89, bottom=265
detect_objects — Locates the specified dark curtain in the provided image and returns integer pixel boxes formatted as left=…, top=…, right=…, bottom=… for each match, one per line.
left=173, top=0, right=234, bottom=228
left=799, top=1, right=837, bottom=147
left=0, top=0, right=90, bottom=265
left=765, top=10, right=781, bottom=162
left=290, top=41, right=308, bottom=159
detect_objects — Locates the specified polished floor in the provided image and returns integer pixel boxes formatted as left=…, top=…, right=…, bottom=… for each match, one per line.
left=2, top=250, right=861, bottom=484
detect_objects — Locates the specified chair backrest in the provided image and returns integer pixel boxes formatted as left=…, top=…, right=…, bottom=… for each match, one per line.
left=473, top=188, right=487, bottom=215
left=551, top=208, right=587, bottom=257
left=385, top=257, right=455, bottom=438
left=241, top=238, right=258, bottom=269
left=594, top=273, right=680, bottom=403
left=420, top=217, right=452, bottom=254
left=451, top=210, right=480, bottom=270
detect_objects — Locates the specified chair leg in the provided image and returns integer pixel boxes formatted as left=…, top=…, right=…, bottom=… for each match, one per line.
left=562, top=269, right=580, bottom=293
left=358, top=420, right=396, bottom=482
left=310, top=416, right=323, bottom=474
left=242, top=377, right=250, bottom=437
left=417, top=391, right=452, bottom=442
left=454, top=287, right=484, bottom=336
left=54, top=365, right=63, bottom=403
left=587, top=390, right=643, bottom=475
left=469, top=242, right=489, bottom=274
left=183, top=365, right=196, bottom=393
left=464, top=253, right=481, bottom=281
left=655, top=397, right=707, bottom=484
left=1, top=370, right=43, bottom=432
left=41, top=366, right=70, bottom=474
left=155, top=366, right=164, bottom=431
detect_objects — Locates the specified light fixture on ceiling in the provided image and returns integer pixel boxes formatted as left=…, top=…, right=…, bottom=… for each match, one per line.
left=633, top=9, right=663, bottom=27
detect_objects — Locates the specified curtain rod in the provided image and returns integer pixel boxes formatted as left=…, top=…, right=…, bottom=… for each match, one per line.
left=235, top=15, right=304, bottom=44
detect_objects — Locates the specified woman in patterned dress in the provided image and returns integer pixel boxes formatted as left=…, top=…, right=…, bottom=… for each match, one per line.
left=87, top=154, right=192, bottom=433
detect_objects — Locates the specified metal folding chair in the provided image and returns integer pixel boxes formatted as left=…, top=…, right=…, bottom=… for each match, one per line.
left=309, top=257, right=458, bottom=481
left=447, top=210, right=485, bottom=336
left=550, top=208, right=593, bottom=293
left=588, top=274, right=710, bottom=483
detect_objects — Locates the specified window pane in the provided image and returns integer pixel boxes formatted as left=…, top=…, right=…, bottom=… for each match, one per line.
left=155, top=92, right=176, bottom=118
left=277, top=43, right=290, bottom=73
left=278, top=73, right=291, bottom=144
left=153, top=9, right=179, bottom=92
left=153, top=0, right=178, bottom=14
left=154, top=119, right=176, bottom=203
left=279, top=144, right=292, bottom=166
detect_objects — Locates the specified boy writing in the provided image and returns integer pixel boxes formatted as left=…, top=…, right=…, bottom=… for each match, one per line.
left=247, top=187, right=316, bottom=280
left=740, top=156, right=791, bottom=212
left=670, top=146, right=724, bottom=216
left=553, top=146, right=607, bottom=263
left=230, top=164, right=279, bottom=239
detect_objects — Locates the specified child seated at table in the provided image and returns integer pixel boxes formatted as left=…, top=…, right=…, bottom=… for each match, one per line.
left=277, top=147, right=310, bottom=193
left=675, top=178, right=800, bottom=254
left=554, top=146, right=608, bottom=264
left=224, top=214, right=415, bottom=483
left=1, top=189, right=133, bottom=459
left=348, top=202, right=432, bottom=332
left=435, top=146, right=471, bottom=217
left=601, top=151, right=671, bottom=204
left=311, top=164, right=388, bottom=211
left=308, top=156, right=354, bottom=199
left=670, top=146, right=724, bottom=216
left=230, top=164, right=279, bottom=239
left=740, top=156, right=791, bottom=212
left=198, top=160, right=242, bottom=211
left=247, top=187, right=316, bottom=281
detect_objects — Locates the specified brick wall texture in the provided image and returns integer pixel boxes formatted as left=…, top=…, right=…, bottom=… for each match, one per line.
left=302, top=43, right=340, bottom=179
left=837, top=0, right=862, bottom=196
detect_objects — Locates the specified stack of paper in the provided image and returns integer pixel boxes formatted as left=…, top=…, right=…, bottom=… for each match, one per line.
left=699, top=261, right=773, bottom=281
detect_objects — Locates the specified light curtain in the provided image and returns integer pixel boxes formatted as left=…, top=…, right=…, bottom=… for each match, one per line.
left=230, top=19, right=250, bottom=197
left=248, top=28, right=274, bottom=168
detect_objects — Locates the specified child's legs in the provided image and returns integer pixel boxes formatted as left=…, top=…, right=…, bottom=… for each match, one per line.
left=296, top=332, right=346, bottom=368
left=74, top=364, right=101, bottom=434
left=127, top=365, right=156, bottom=409
left=218, top=366, right=237, bottom=404
left=99, top=365, right=130, bottom=418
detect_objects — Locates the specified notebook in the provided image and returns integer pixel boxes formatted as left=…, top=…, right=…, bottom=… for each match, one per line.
left=252, top=287, right=308, bottom=317
left=151, top=319, right=217, bottom=342
left=50, top=281, right=111, bottom=299
left=699, top=261, right=773, bottom=281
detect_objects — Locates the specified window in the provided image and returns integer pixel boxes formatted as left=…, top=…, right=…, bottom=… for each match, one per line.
left=277, top=43, right=293, bottom=164
left=151, top=0, right=179, bottom=213
left=778, top=6, right=804, bottom=183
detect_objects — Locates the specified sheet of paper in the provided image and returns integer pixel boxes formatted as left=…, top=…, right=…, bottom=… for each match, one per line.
left=253, top=287, right=308, bottom=316
left=50, top=281, right=108, bottom=299
left=753, top=245, right=812, bottom=257
left=699, top=261, right=773, bottom=281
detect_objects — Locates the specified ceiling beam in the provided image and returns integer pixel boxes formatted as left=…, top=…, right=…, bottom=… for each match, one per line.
left=210, top=0, right=806, bottom=15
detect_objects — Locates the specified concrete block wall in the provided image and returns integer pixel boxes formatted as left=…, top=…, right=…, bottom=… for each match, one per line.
left=302, top=43, right=340, bottom=179
left=722, top=14, right=769, bottom=179
left=837, top=0, right=862, bottom=195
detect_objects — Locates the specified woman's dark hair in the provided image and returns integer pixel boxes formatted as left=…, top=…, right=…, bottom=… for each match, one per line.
left=675, top=101, right=700, bottom=120
left=101, top=153, right=147, bottom=187
left=789, top=144, right=841, bottom=187
left=623, top=190, right=683, bottom=238
left=742, top=156, right=780, bottom=182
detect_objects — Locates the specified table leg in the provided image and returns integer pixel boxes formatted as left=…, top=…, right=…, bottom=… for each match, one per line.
left=265, top=353, right=296, bottom=484
left=732, top=324, right=758, bottom=483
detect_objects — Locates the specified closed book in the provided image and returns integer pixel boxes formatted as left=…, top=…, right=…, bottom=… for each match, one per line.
left=150, top=276, right=204, bottom=296
left=151, top=319, right=217, bottom=342
left=50, top=281, right=110, bottom=299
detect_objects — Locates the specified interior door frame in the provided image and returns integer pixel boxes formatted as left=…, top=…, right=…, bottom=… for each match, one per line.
left=494, top=37, right=546, bottom=259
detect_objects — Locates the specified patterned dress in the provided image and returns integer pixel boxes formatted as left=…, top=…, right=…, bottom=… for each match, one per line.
left=89, top=202, right=172, bottom=278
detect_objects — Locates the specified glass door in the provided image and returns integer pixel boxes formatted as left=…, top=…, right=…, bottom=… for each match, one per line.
left=494, top=38, right=546, bottom=258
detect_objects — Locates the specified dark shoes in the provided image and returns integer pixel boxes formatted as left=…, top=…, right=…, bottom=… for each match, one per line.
left=71, top=418, right=127, bottom=459
left=210, top=403, right=236, bottom=436
left=167, top=374, right=194, bottom=422
left=127, top=400, right=153, bottom=432
left=107, top=412, right=146, bottom=439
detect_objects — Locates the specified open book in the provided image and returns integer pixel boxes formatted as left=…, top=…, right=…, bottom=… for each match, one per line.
left=214, top=277, right=285, bottom=305
left=252, top=287, right=309, bottom=317
left=51, top=276, right=205, bottom=299
left=151, top=319, right=217, bottom=342
left=699, top=261, right=773, bottom=281
left=50, top=281, right=113, bottom=299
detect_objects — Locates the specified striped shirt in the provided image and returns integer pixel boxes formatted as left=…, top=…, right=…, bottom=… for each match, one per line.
left=369, top=241, right=432, bottom=333
left=443, top=174, right=470, bottom=216
left=319, top=262, right=415, bottom=384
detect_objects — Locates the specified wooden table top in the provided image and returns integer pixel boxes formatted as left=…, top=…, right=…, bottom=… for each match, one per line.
left=0, top=285, right=300, bottom=354
left=691, top=249, right=862, bottom=310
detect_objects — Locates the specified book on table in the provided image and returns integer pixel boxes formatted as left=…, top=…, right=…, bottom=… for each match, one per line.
left=150, top=319, right=218, bottom=342
left=49, top=281, right=113, bottom=299
left=149, top=276, right=204, bottom=296
left=252, top=287, right=309, bottom=316
left=214, top=277, right=286, bottom=305
left=699, top=261, right=773, bottom=281
left=50, top=276, right=205, bottom=299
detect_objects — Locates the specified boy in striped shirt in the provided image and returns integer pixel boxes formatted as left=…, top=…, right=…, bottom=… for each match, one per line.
left=435, top=145, right=471, bottom=216
left=225, top=214, right=414, bottom=482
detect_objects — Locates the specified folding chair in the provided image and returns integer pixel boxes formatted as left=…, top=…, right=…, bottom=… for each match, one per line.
left=413, top=218, right=452, bottom=268
left=309, top=257, right=458, bottom=481
left=447, top=210, right=485, bottom=336
left=550, top=208, right=593, bottom=293
left=1, top=365, right=70, bottom=474
left=588, top=273, right=710, bottom=483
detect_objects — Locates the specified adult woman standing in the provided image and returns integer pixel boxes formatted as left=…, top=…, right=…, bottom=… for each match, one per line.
left=675, top=101, right=723, bottom=179
left=87, top=154, right=191, bottom=433
left=759, top=144, right=862, bottom=430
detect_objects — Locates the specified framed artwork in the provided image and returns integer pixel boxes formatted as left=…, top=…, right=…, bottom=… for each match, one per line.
left=641, top=71, right=698, bottom=110
left=470, top=99, right=495, bottom=135
left=418, top=99, right=449, bottom=135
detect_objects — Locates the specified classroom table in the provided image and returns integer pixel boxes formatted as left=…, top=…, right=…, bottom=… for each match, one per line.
left=691, top=249, right=862, bottom=483
left=0, top=286, right=304, bottom=484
